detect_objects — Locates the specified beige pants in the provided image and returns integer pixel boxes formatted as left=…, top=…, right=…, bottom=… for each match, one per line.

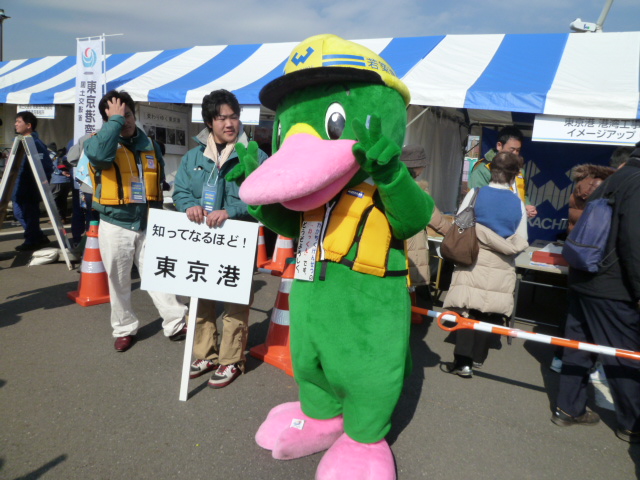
left=99, top=220, right=187, bottom=338
left=193, top=298, right=250, bottom=370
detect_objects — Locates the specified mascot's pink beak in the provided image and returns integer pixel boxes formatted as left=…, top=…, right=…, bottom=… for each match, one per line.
left=239, top=132, right=359, bottom=211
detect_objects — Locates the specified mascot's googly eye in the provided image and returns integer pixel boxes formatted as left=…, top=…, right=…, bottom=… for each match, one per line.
left=325, top=103, right=346, bottom=140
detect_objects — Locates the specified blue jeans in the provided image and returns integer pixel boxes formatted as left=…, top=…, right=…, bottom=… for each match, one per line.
left=16, top=199, right=45, bottom=244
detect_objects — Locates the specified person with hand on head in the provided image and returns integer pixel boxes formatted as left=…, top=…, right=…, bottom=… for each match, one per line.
left=84, top=90, right=187, bottom=353
left=173, top=89, right=268, bottom=388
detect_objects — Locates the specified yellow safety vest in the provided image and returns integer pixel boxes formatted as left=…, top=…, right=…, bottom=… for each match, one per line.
left=90, top=145, right=162, bottom=205
left=303, top=182, right=407, bottom=278
left=478, top=161, right=527, bottom=203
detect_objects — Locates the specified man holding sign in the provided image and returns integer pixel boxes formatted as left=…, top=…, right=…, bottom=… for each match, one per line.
left=173, top=90, right=268, bottom=388
left=85, top=90, right=188, bottom=353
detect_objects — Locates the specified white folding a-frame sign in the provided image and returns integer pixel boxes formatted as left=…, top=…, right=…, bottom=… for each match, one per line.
left=0, top=135, right=73, bottom=269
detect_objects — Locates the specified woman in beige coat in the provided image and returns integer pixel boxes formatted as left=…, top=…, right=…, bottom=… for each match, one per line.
left=443, top=152, right=529, bottom=378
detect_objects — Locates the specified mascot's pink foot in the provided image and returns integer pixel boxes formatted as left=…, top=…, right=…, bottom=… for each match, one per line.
left=315, top=433, right=396, bottom=480
left=255, top=401, right=344, bottom=460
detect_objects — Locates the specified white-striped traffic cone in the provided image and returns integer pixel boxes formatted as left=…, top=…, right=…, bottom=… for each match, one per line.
left=263, top=235, right=295, bottom=274
left=250, top=258, right=294, bottom=376
left=256, top=223, right=269, bottom=269
left=67, top=221, right=110, bottom=306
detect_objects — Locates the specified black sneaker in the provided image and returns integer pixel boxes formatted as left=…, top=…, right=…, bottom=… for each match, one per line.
left=168, top=326, right=187, bottom=342
left=616, top=428, right=640, bottom=444
left=551, top=408, right=600, bottom=427
left=444, top=363, right=473, bottom=378
left=208, top=363, right=241, bottom=388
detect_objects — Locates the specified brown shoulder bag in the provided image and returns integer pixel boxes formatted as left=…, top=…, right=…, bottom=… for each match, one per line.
left=440, top=188, right=480, bottom=266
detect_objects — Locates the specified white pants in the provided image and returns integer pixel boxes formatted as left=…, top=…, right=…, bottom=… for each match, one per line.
left=99, top=220, right=187, bottom=338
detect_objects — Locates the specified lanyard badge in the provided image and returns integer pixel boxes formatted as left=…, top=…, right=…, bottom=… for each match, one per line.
left=130, top=176, right=146, bottom=203
left=202, top=166, right=219, bottom=213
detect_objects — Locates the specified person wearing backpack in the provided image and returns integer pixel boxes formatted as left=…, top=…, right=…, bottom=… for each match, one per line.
left=552, top=142, right=640, bottom=444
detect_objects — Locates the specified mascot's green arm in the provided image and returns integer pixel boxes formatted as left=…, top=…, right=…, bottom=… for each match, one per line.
left=352, top=115, right=435, bottom=240
left=377, top=165, right=435, bottom=240
left=248, top=204, right=302, bottom=239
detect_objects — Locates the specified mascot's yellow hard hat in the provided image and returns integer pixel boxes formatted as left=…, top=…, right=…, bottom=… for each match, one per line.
left=260, top=34, right=411, bottom=110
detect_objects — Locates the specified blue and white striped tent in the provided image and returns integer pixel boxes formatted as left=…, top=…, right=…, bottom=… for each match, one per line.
left=1, top=31, right=639, bottom=119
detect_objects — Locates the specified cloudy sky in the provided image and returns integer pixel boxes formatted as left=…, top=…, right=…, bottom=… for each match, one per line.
left=2, top=0, right=639, bottom=60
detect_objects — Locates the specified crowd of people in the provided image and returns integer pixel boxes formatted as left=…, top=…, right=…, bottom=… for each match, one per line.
left=6, top=94, right=640, bottom=444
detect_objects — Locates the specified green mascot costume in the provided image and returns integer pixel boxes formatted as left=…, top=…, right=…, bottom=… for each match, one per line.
left=230, top=34, right=435, bottom=480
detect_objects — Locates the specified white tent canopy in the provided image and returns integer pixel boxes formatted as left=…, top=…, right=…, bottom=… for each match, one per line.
left=1, top=32, right=639, bottom=120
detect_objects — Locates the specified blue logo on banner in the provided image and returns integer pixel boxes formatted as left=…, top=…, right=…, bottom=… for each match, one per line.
left=82, top=48, right=97, bottom=68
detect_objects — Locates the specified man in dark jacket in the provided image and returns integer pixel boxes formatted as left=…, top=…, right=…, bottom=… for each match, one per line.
left=552, top=142, right=640, bottom=444
left=12, top=111, right=54, bottom=251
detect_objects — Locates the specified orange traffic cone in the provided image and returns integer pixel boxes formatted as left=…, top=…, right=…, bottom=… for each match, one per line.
left=250, top=258, right=294, bottom=376
left=256, top=223, right=269, bottom=269
left=263, top=235, right=295, bottom=274
left=67, top=221, right=110, bottom=306
left=410, top=290, right=423, bottom=324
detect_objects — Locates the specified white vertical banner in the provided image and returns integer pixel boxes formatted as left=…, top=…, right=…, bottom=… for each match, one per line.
left=74, top=36, right=106, bottom=144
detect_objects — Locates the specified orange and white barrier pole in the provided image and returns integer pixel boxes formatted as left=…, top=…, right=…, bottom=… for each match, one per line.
left=412, top=307, right=640, bottom=362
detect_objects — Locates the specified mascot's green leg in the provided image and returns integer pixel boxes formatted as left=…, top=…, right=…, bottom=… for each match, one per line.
left=290, top=261, right=411, bottom=444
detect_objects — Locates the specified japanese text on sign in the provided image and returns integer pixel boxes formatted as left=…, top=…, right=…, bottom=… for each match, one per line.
left=141, top=209, right=258, bottom=304
left=533, top=114, right=640, bottom=146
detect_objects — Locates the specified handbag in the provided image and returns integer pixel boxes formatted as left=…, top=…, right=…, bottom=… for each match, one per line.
left=440, top=188, right=480, bottom=266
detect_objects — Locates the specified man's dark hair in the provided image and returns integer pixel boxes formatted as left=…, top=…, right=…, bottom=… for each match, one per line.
left=497, top=126, right=524, bottom=146
left=609, top=146, right=634, bottom=169
left=490, top=152, right=521, bottom=184
left=16, top=111, right=38, bottom=131
left=98, top=90, right=136, bottom=122
left=201, top=89, right=240, bottom=131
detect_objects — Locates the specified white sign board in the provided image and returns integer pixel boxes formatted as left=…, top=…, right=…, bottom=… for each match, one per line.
left=191, top=105, right=261, bottom=125
left=17, top=105, right=56, bottom=119
left=141, top=209, right=258, bottom=305
left=533, top=114, right=640, bottom=146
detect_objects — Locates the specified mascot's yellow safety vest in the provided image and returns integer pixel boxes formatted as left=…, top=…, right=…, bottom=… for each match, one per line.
left=476, top=160, right=526, bottom=203
left=90, top=145, right=162, bottom=205
left=303, top=182, right=407, bottom=278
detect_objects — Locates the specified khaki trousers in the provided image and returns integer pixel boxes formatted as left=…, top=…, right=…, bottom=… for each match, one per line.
left=193, top=298, right=250, bottom=370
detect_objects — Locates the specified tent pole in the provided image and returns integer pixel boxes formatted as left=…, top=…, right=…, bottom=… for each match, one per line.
left=406, top=106, right=430, bottom=128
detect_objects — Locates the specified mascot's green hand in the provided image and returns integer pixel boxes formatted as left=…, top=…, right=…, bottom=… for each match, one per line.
left=227, top=141, right=260, bottom=184
left=352, top=115, right=402, bottom=184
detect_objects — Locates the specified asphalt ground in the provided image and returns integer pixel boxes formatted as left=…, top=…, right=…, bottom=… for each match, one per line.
left=1, top=219, right=639, bottom=480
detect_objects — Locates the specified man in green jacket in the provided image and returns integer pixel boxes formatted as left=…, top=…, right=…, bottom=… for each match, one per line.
left=468, top=126, right=538, bottom=218
left=173, top=89, right=268, bottom=388
left=85, top=90, right=187, bottom=353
